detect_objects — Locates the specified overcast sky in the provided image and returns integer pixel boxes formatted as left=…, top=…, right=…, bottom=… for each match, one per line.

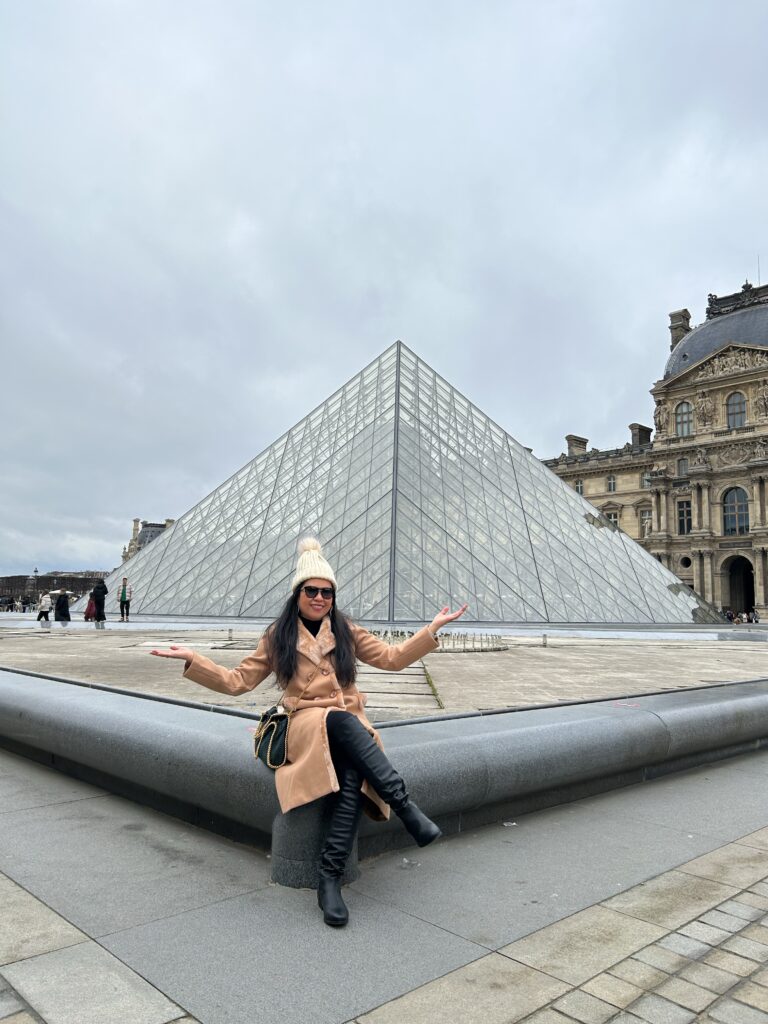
left=2, top=0, right=767, bottom=576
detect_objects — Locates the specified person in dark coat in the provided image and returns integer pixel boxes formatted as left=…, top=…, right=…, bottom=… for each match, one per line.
left=92, top=580, right=108, bottom=629
left=53, top=592, right=71, bottom=628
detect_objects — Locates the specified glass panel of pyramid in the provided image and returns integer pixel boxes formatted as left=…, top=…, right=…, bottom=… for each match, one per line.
left=82, top=341, right=719, bottom=624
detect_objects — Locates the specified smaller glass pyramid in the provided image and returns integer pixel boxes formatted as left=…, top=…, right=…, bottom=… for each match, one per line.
left=82, top=342, right=718, bottom=624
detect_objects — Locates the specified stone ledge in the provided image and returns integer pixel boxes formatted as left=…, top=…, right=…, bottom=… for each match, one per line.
left=2, top=670, right=768, bottom=878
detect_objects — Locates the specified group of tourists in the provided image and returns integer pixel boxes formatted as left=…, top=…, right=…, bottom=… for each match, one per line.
left=35, top=590, right=76, bottom=629
left=34, top=577, right=133, bottom=629
left=82, top=577, right=133, bottom=627
left=723, top=608, right=760, bottom=624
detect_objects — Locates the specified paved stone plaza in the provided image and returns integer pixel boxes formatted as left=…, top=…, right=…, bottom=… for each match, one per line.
left=3, top=745, right=768, bottom=1022
left=1, top=617, right=768, bottom=720
left=3, top=616, right=768, bottom=1022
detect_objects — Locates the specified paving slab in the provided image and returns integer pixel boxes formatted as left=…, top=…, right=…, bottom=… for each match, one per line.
left=655, top=976, right=718, bottom=1012
left=736, top=982, right=768, bottom=1012
left=101, top=885, right=484, bottom=1024
left=581, top=971, right=645, bottom=1008
left=0, top=794, right=271, bottom=934
left=0, top=884, right=86, bottom=965
left=625, top=992, right=697, bottom=1023
left=571, top=759, right=768, bottom=845
left=602, top=871, right=738, bottom=930
left=677, top=845, right=768, bottom=889
left=355, top=953, right=569, bottom=1024
left=0, top=990, right=25, bottom=1017
left=1, top=941, right=183, bottom=1024
left=676, top=961, right=741, bottom=993
left=499, top=906, right=666, bottom=985
left=706, top=997, right=768, bottom=1023
left=0, top=749, right=106, bottom=812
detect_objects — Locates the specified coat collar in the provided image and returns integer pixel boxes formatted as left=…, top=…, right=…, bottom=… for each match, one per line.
left=297, top=615, right=336, bottom=665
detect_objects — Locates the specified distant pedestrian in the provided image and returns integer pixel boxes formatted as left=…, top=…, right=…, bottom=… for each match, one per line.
left=118, top=577, right=133, bottom=622
left=54, top=591, right=71, bottom=628
left=754, top=610, right=761, bottom=624
left=92, top=579, right=108, bottom=629
left=37, top=593, right=52, bottom=627
left=726, top=609, right=734, bottom=622
left=84, top=592, right=96, bottom=622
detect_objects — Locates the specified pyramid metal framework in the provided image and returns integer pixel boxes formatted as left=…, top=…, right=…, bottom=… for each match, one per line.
left=93, top=342, right=717, bottom=624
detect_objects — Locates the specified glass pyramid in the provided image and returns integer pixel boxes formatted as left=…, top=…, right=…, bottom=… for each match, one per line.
left=88, top=342, right=718, bottom=624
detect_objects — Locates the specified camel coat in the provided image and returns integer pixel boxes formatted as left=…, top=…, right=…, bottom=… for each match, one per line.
left=182, top=617, right=439, bottom=820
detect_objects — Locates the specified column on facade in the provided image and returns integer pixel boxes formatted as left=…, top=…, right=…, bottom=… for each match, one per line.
left=701, top=485, right=711, bottom=532
left=703, top=551, right=714, bottom=605
left=692, top=550, right=702, bottom=595
left=754, top=547, right=766, bottom=608
left=694, top=484, right=702, bottom=531
left=753, top=477, right=765, bottom=529
left=659, top=490, right=668, bottom=534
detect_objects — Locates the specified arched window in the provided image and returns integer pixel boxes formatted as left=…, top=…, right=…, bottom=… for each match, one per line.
left=606, top=474, right=616, bottom=493
left=675, top=401, right=693, bottom=437
left=575, top=479, right=583, bottom=495
left=727, top=392, right=747, bottom=429
left=723, top=486, right=750, bottom=536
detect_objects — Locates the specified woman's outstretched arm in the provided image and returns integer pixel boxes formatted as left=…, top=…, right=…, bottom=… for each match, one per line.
left=353, top=603, right=468, bottom=672
left=150, top=636, right=272, bottom=695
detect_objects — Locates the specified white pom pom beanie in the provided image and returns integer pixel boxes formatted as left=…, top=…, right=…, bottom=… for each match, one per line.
left=290, top=537, right=338, bottom=593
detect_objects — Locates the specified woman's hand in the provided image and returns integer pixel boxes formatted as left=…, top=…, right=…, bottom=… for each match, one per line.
left=428, top=604, right=469, bottom=635
left=149, top=645, right=195, bottom=663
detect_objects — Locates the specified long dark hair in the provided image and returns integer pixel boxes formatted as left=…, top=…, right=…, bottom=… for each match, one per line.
left=266, top=589, right=357, bottom=689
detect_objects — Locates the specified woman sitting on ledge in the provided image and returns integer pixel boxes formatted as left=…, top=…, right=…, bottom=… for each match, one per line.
left=150, top=538, right=467, bottom=928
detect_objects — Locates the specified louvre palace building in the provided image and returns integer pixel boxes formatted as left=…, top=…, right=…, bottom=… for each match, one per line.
left=545, top=281, right=768, bottom=617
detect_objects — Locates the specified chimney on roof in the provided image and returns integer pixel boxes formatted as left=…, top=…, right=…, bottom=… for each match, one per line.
left=669, top=308, right=691, bottom=351
left=629, top=423, right=652, bottom=447
left=565, top=434, right=588, bottom=456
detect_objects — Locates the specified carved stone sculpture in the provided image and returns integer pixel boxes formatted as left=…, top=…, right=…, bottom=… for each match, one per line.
left=694, top=390, right=714, bottom=426
left=654, top=401, right=669, bottom=434
left=756, top=379, right=768, bottom=420
left=692, top=348, right=768, bottom=382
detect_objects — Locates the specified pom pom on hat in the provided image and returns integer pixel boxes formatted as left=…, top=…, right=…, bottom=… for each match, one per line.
left=297, top=537, right=323, bottom=556
left=290, top=536, right=338, bottom=593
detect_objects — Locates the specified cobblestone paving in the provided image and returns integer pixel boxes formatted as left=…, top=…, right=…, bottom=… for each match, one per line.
left=354, top=828, right=768, bottom=1024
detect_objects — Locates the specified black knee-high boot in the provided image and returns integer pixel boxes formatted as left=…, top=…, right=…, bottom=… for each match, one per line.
left=317, top=765, right=365, bottom=927
left=325, top=712, right=441, bottom=848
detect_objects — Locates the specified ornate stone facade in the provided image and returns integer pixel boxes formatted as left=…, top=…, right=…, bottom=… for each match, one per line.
left=544, top=281, right=768, bottom=616
left=121, top=517, right=175, bottom=563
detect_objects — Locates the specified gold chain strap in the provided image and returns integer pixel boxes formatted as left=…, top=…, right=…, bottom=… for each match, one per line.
left=253, top=678, right=314, bottom=767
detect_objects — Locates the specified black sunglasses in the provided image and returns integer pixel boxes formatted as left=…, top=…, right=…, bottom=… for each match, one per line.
left=301, top=586, right=334, bottom=600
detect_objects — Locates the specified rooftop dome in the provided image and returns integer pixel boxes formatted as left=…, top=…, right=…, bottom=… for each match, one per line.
left=665, top=303, right=768, bottom=380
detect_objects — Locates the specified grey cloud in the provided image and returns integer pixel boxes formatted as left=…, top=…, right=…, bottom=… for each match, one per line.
left=2, top=0, right=767, bottom=573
